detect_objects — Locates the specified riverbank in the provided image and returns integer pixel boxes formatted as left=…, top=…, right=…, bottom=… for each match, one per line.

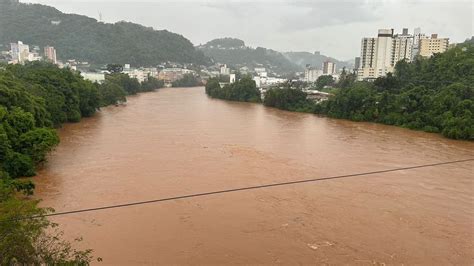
left=0, top=62, right=162, bottom=263
left=206, top=43, right=473, bottom=141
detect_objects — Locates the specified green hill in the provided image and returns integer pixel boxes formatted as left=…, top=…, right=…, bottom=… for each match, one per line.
left=283, top=51, right=352, bottom=71
left=0, top=0, right=210, bottom=66
left=198, top=38, right=301, bottom=75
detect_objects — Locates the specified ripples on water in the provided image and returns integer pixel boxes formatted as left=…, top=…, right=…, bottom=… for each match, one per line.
left=35, top=87, right=474, bottom=265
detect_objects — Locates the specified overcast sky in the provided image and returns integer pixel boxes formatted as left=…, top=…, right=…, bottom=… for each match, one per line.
left=23, top=0, right=473, bottom=60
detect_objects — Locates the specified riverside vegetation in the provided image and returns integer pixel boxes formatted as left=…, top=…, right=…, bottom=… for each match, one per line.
left=0, top=62, right=163, bottom=263
left=206, top=43, right=473, bottom=140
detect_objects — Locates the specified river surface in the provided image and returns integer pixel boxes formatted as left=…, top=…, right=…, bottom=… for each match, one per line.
left=34, top=87, right=474, bottom=265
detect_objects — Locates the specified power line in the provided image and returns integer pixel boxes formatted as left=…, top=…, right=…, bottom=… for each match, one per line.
left=5, top=158, right=474, bottom=222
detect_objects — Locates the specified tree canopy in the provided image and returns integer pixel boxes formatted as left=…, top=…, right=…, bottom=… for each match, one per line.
left=205, top=76, right=260, bottom=102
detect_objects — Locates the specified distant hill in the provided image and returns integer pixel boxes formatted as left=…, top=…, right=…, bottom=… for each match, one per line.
left=283, top=51, right=352, bottom=71
left=0, top=0, right=210, bottom=66
left=198, top=38, right=301, bottom=75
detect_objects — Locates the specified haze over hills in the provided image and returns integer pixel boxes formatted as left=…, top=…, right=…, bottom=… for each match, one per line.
left=198, top=38, right=351, bottom=75
left=283, top=51, right=353, bottom=71
left=0, top=0, right=210, bottom=66
left=197, top=38, right=301, bottom=75
left=1, top=0, right=351, bottom=73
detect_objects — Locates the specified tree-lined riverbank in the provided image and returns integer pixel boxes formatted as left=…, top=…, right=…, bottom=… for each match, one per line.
left=206, top=43, right=473, bottom=140
left=0, top=62, right=163, bottom=263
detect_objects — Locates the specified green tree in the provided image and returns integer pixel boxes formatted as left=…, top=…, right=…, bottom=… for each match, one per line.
left=172, top=73, right=201, bottom=87
left=99, top=81, right=127, bottom=106
left=316, top=75, right=334, bottom=90
left=264, top=87, right=313, bottom=112
left=106, top=64, right=124, bottom=74
left=205, top=76, right=260, bottom=102
left=19, top=128, right=59, bottom=164
left=0, top=178, right=93, bottom=264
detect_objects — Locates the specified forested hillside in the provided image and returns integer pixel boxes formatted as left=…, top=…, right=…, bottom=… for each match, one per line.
left=198, top=38, right=300, bottom=74
left=0, top=0, right=210, bottom=66
left=284, top=51, right=351, bottom=70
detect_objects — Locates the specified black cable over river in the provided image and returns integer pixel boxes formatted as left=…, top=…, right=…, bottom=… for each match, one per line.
left=34, top=87, right=474, bottom=265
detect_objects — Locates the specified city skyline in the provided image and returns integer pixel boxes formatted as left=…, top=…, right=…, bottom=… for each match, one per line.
left=22, top=0, right=473, bottom=60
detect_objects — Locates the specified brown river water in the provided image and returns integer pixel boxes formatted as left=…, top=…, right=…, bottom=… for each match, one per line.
left=34, top=87, right=473, bottom=265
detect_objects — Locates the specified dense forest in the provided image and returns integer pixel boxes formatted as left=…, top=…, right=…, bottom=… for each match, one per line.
left=0, top=0, right=210, bottom=66
left=205, top=76, right=260, bottom=102
left=198, top=38, right=300, bottom=75
left=0, top=62, right=163, bottom=263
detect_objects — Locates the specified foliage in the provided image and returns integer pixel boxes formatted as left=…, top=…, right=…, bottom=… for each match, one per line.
left=141, top=76, right=164, bottom=92
left=172, top=73, right=201, bottom=87
left=106, top=64, right=124, bottom=74
left=205, top=76, right=260, bottom=102
left=315, top=75, right=335, bottom=90
left=337, top=68, right=357, bottom=89
left=315, top=44, right=474, bottom=140
left=0, top=1, right=210, bottom=66
left=0, top=177, right=93, bottom=264
left=106, top=73, right=141, bottom=95
left=6, top=62, right=100, bottom=125
left=98, top=80, right=127, bottom=107
left=264, top=86, right=314, bottom=112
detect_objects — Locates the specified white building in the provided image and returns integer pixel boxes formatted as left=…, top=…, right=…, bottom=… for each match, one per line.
left=10, top=41, right=30, bottom=64
left=374, top=29, right=394, bottom=78
left=81, top=72, right=105, bottom=83
left=229, top=74, right=236, bottom=84
left=254, top=67, right=266, bottom=74
left=220, top=64, right=230, bottom=75
left=357, top=28, right=415, bottom=80
left=253, top=76, right=262, bottom=88
left=124, top=67, right=159, bottom=83
left=304, top=67, right=323, bottom=82
left=411, top=27, right=425, bottom=59
left=323, top=61, right=336, bottom=75
left=392, top=28, right=413, bottom=64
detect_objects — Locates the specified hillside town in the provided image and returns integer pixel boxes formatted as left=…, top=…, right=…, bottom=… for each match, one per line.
left=0, top=27, right=456, bottom=99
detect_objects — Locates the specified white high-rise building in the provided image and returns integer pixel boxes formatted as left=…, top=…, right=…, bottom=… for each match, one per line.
left=360, top=37, right=377, bottom=69
left=393, top=28, right=413, bottom=64
left=322, top=61, right=336, bottom=75
left=10, top=41, right=30, bottom=64
left=374, top=29, right=394, bottom=78
left=412, top=27, right=426, bottom=59
left=304, top=67, right=323, bottom=82
left=357, top=28, right=415, bottom=80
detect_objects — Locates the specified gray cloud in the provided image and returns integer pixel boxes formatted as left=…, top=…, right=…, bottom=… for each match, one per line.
left=279, top=2, right=381, bottom=32
left=21, top=0, right=474, bottom=60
